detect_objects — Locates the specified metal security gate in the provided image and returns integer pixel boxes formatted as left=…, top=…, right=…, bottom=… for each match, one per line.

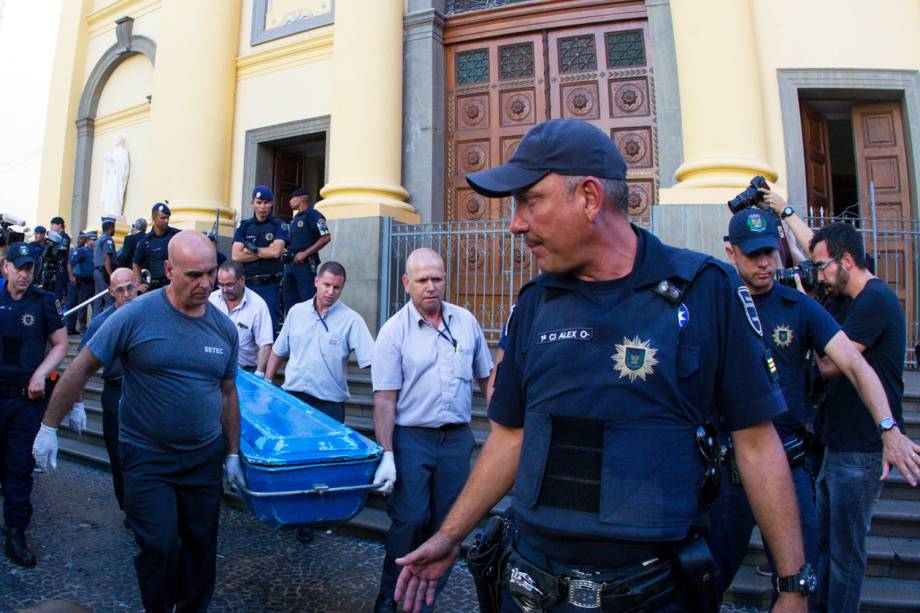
left=379, top=218, right=537, bottom=342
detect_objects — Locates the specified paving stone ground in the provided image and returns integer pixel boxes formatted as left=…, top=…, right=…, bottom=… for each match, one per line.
left=1, top=460, right=764, bottom=613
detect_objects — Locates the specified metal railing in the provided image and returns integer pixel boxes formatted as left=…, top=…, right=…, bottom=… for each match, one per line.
left=379, top=218, right=538, bottom=342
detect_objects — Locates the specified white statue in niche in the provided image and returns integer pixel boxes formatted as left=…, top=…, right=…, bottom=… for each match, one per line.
left=101, top=134, right=130, bottom=219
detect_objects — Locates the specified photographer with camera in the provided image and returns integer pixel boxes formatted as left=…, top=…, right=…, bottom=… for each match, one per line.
left=707, top=204, right=914, bottom=608
left=0, top=242, right=67, bottom=567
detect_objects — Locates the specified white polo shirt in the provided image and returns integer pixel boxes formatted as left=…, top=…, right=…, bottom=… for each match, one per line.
left=273, top=298, right=375, bottom=402
left=208, top=287, right=273, bottom=368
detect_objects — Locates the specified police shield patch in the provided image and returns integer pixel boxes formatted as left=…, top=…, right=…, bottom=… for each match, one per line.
left=612, top=336, right=659, bottom=382
left=746, top=212, right=767, bottom=233
left=736, top=286, right=763, bottom=337
left=265, top=233, right=274, bottom=242
left=772, top=324, right=794, bottom=348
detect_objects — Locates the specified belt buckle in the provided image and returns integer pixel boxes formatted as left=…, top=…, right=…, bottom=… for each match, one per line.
left=567, top=578, right=603, bottom=609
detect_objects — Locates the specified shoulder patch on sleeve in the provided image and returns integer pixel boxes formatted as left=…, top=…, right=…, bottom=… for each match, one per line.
left=737, top=286, right=763, bottom=337
left=317, top=218, right=329, bottom=236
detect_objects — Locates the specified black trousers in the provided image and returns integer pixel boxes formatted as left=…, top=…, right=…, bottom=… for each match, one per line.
left=120, top=436, right=226, bottom=613
left=291, top=391, right=345, bottom=423
left=0, top=396, right=45, bottom=529
left=101, top=380, right=124, bottom=509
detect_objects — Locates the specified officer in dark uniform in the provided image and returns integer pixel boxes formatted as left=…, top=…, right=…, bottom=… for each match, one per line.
left=92, top=217, right=117, bottom=317
left=708, top=208, right=901, bottom=608
left=393, top=119, right=813, bottom=613
left=117, top=217, right=147, bottom=269
left=69, top=232, right=96, bottom=333
left=133, top=202, right=180, bottom=292
left=283, top=188, right=330, bottom=311
left=28, top=226, right=47, bottom=284
left=0, top=242, right=68, bottom=567
left=232, top=185, right=289, bottom=333
left=49, top=217, right=71, bottom=304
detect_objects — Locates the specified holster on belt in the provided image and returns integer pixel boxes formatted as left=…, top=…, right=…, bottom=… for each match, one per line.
left=466, top=515, right=511, bottom=613
left=673, top=533, right=719, bottom=613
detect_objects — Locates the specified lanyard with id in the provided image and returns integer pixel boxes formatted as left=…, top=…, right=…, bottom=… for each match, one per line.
left=436, top=311, right=460, bottom=353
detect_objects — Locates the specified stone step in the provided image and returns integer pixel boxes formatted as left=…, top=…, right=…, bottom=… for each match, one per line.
left=724, top=565, right=920, bottom=611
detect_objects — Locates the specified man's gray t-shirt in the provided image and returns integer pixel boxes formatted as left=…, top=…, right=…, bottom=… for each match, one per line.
left=87, top=289, right=239, bottom=451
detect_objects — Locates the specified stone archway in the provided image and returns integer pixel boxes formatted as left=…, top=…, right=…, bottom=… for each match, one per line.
left=71, top=17, right=155, bottom=232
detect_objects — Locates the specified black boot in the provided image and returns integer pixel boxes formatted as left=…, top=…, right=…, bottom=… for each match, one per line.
left=5, top=528, right=36, bottom=567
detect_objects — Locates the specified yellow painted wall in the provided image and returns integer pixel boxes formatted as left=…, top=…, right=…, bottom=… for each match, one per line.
left=663, top=0, right=920, bottom=205
left=95, top=54, right=153, bottom=117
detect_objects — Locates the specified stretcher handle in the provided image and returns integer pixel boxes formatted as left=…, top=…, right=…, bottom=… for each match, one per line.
left=240, top=482, right=385, bottom=498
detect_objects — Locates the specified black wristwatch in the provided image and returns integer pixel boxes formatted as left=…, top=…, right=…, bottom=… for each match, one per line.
left=773, top=564, right=817, bottom=595
left=879, top=416, right=897, bottom=433
left=781, top=206, right=796, bottom=219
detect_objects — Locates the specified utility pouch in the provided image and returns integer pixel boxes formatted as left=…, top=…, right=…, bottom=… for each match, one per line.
left=674, top=534, right=720, bottom=613
left=466, top=515, right=511, bottom=613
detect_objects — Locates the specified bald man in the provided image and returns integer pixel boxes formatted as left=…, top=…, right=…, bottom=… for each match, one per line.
left=370, top=248, right=493, bottom=612
left=34, top=231, right=244, bottom=613
left=66, top=267, right=140, bottom=511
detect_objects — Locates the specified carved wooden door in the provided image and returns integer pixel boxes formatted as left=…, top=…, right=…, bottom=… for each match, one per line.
left=446, top=33, right=547, bottom=223
left=801, top=103, right=834, bottom=216
left=272, top=151, right=305, bottom=222
left=851, top=102, right=913, bottom=335
left=546, top=21, right=656, bottom=225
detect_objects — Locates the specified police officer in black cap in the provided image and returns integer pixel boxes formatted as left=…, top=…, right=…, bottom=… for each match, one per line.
left=0, top=242, right=67, bottom=567
left=133, top=202, right=180, bottom=293
left=28, top=226, right=48, bottom=284
left=393, top=119, right=811, bottom=613
left=92, top=216, right=117, bottom=317
left=232, top=185, right=289, bottom=333
left=707, top=208, right=910, bottom=608
left=283, top=187, right=330, bottom=311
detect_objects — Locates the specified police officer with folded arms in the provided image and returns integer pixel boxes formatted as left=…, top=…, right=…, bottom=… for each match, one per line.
left=232, top=185, right=289, bottom=333
left=708, top=208, right=904, bottom=607
left=0, top=242, right=67, bottom=567
left=283, top=188, right=330, bottom=311
left=394, top=119, right=811, bottom=613
left=134, top=202, right=180, bottom=293
left=93, top=216, right=117, bottom=316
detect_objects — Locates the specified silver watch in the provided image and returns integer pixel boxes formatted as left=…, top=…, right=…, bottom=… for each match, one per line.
left=879, top=417, right=897, bottom=433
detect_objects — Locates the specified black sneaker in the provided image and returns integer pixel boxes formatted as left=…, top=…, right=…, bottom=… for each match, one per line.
left=5, top=528, right=36, bottom=568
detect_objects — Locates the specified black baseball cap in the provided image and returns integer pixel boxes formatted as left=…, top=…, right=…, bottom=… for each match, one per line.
left=728, top=208, right=781, bottom=254
left=466, top=119, right=627, bottom=198
left=291, top=188, right=309, bottom=198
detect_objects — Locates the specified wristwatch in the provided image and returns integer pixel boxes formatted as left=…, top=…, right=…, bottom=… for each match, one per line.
left=773, top=563, right=817, bottom=595
left=879, top=416, right=897, bottom=433
left=781, top=206, right=796, bottom=219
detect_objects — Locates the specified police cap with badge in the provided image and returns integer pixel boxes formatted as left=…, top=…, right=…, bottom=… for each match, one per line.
left=252, top=185, right=273, bottom=202
left=152, top=201, right=171, bottom=216
left=6, top=242, right=36, bottom=269
left=727, top=208, right=781, bottom=255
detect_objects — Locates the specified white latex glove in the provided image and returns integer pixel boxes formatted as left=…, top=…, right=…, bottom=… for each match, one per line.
left=225, top=454, right=246, bottom=490
left=373, top=451, right=396, bottom=496
left=254, top=371, right=265, bottom=379
left=32, top=424, right=59, bottom=472
left=68, top=402, right=87, bottom=435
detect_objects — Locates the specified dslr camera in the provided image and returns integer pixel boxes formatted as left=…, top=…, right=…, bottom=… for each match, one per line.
left=776, top=260, right=820, bottom=293
left=0, top=213, right=27, bottom=248
left=727, top=176, right=771, bottom=214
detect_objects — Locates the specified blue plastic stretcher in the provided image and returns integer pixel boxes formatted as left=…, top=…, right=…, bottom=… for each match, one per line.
left=235, top=369, right=383, bottom=528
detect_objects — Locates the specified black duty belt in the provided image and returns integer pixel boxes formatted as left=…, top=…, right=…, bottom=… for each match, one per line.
left=0, top=384, right=27, bottom=399
left=247, top=273, right=282, bottom=286
left=506, top=540, right=676, bottom=612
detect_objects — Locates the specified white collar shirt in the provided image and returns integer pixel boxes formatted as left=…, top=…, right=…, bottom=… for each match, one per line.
left=208, top=287, right=273, bottom=368
left=273, top=298, right=375, bottom=402
left=372, top=300, right=494, bottom=427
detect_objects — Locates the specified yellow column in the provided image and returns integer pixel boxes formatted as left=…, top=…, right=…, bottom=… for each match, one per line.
left=316, top=0, right=418, bottom=223
left=143, top=0, right=240, bottom=233
left=659, top=0, right=777, bottom=205
left=37, top=0, right=92, bottom=226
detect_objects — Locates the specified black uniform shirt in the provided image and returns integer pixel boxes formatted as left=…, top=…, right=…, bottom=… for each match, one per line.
left=133, top=226, right=181, bottom=280
left=233, top=216, right=290, bottom=276
left=288, top=208, right=329, bottom=253
left=0, top=284, right=65, bottom=386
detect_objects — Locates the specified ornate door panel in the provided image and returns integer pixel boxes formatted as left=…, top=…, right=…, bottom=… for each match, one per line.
left=547, top=21, right=656, bottom=225
left=447, top=33, right=547, bottom=223
left=800, top=103, right=834, bottom=215
left=272, top=151, right=305, bottom=222
left=852, top=102, right=914, bottom=334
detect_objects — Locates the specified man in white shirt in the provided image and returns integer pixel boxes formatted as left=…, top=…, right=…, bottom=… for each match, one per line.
left=208, top=260, right=273, bottom=374
left=264, top=261, right=374, bottom=422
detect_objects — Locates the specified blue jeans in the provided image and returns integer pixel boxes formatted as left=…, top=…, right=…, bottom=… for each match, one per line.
left=706, top=462, right=819, bottom=609
left=815, top=450, right=883, bottom=613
